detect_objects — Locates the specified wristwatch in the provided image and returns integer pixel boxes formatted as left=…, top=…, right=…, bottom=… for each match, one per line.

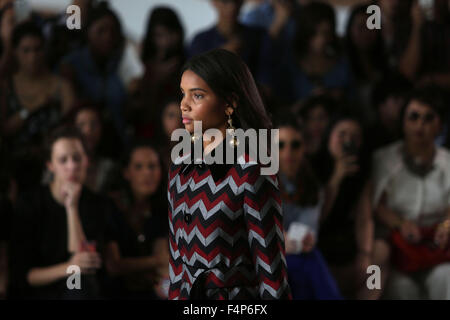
left=19, top=108, right=29, bottom=120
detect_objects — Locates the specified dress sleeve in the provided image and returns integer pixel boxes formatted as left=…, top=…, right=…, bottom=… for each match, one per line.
left=243, top=164, right=292, bottom=299
left=168, top=170, right=183, bottom=300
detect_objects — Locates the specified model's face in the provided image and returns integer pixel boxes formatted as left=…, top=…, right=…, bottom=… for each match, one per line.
left=279, top=127, right=305, bottom=178
left=163, top=102, right=182, bottom=138
left=75, top=109, right=102, bottom=153
left=180, top=69, right=229, bottom=135
left=328, top=120, right=362, bottom=158
left=124, top=147, right=161, bottom=198
left=403, top=100, right=441, bottom=146
left=47, top=138, right=88, bottom=185
left=15, top=36, right=45, bottom=74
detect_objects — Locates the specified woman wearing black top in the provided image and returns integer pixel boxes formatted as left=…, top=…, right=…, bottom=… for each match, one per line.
left=104, top=141, right=169, bottom=299
left=9, top=126, right=116, bottom=299
left=312, top=115, right=374, bottom=299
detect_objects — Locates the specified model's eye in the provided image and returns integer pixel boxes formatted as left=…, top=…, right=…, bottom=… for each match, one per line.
left=194, top=93, right=204, bottom=100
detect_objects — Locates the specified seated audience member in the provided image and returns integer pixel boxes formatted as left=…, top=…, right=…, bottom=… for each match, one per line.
left=60, top=1, right=128, bottom=145
left=372, top=86, right=450, bottom=300
left=277, top=116, right=342, bottom=300
left=188, top=0, right=271, bottom=81
left=398, top=0, right=450, bottom=87
left=313, top=115, right=374, bottom=299
left=1, top=21, right=75, bottom=153
left=296, top=94, right=335, bottom=158
left=153, top=97, right=183, bottom=173
left=376, top=0, right=413, bottom=70
left=240, top=0, right=311, bottom=41
left=73, top=105, right=117, bottom=194
left=9, top=126, right=117, bottom=299
left=131, top=6, right=185, bottom=140
left=41, top=0, right=94, bottom=71
left=368, top=74, right=412, bottom=150
left=274, top=2, right=354, bottom=105
left=0, top=194, right=12, bottom=299
left=105, top=141, right=169, bottom=299
left=345, top=3, right=390, bottom=113
left=0, top=2, right=15, bottom=78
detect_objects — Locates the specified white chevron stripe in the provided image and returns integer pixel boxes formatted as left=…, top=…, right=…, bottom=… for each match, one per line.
left=259, top=279, right=291, bottom=299
left=169, top=163, right=277, bottom=196
left=176, top=227, right=247, bottom=248
left=244, top=198, right=282, bottom=221
left=247, top=224, right=284, bottom=249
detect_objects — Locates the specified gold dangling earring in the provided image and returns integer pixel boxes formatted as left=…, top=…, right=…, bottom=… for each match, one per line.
left=191, top=132, right=200, bottom=143
left=227, top=113, right=239, bottom=147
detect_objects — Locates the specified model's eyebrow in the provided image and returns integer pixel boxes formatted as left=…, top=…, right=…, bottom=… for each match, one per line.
left=180, top=87, right=207, bottom=92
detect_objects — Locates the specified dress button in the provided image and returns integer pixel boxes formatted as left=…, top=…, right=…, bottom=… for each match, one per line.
left=184, top=213, right=192, bottom=223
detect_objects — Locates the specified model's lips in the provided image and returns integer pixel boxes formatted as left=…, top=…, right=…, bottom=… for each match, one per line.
left=182, top=116, right=193, bottom=124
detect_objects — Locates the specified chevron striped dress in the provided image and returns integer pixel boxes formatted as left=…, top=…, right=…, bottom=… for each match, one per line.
left=168, top=142, right=292, bottom=300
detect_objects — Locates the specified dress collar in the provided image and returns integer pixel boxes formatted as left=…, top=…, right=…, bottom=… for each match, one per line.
left=179, top=138, right=245, bottom=182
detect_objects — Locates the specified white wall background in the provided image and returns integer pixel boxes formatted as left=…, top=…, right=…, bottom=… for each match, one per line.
left=26, top=0, right=350, bottom=43
left=27, top=0, right=217, bottom=43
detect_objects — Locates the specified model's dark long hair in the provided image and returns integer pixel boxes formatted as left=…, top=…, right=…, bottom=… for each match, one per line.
left=182, top=49, right=273, bottom=131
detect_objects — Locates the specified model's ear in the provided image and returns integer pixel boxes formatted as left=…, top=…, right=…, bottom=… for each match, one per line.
left=225, top=105, right=234, bottom=117
left=225, top=93, right=238, bottom=116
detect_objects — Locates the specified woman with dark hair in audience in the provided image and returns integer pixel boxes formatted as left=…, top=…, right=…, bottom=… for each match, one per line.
left=153, top=97, right=183, bottom=173
left=276, top=115, right=342, bottom=300
left=130, top=6, right=185, bottom=140
left=1, top=21, right=75, bottom=150
left=275, top=2, right=354, bottom=105
left=60, top=1, right=128, bottom=146
left=399, top=0, right=450, bottom=87
left=0, top=21, right=75, bottom=194
left=345, top=3, right=389, bottom=113
left=368, top=73, right=412, bottom=150
left=312, top=114, right=374, bottom=298
left=0, top=1, right=15, bottom=78
left=104, top=141, right=169, bottom=299
left=72, top=104, right=117, bottom=194
left=9, top=126, right=118, bottom=299
left=372, top=86, right=450, bottom=299
left=376, top=0, right=413, bottom=70
left=188, top=0, right=272, bottom=82
left=296, top=94, right=335, bottom=158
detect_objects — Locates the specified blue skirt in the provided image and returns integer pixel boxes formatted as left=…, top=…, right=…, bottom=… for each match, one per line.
left=286, top=248, right=343, bottom=300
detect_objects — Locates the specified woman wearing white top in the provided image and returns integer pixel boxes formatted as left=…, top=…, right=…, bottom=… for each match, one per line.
left=372, top=86, right=450, bottom=300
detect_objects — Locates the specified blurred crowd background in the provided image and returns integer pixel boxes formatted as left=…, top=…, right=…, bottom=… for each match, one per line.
left=0, top=0, right=449, bottom=300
